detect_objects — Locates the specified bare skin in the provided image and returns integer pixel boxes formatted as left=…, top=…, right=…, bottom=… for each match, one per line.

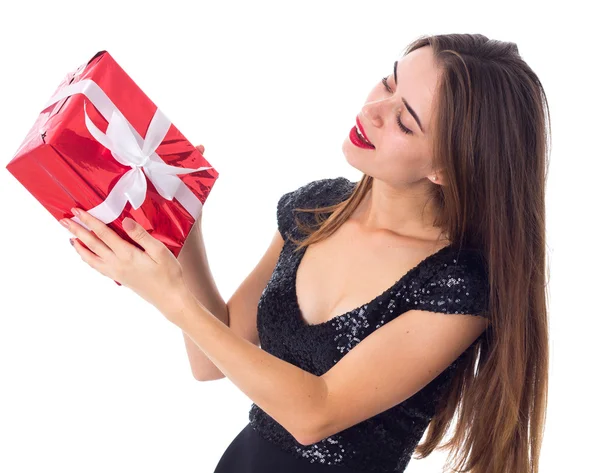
left=298, top=45, right=450, bottom=326
left=342, top=45, right=445, bottom=237
left=63, top=48, right=487, bottom=446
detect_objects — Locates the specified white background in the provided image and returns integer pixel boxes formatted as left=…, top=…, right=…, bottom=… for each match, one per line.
left=1, top=1, right=596, bottom=471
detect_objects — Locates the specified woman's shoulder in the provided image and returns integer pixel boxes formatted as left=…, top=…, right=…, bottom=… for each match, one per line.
left=277, top=176, right=355, bottom=216
left=276, top=176, right=355, bottom=238
left=281, top=176, right=355, bottom=205
left=416, top=244, right=490, bottom=318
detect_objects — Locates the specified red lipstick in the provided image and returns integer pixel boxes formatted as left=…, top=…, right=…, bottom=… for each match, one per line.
left=355, top=116, right=374, bottom=146
left=349, top=116, right=375, bottom=149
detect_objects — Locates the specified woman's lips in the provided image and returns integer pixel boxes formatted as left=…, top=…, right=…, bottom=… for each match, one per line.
left=355, top=116, right=374, bottom=146
left=349, top=125, right=376, bottom=149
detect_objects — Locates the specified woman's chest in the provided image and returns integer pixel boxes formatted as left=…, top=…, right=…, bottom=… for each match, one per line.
left=295, top=226, right=447, bottom=326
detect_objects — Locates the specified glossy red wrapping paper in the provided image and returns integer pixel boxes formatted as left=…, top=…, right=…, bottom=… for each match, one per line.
left=5, top=50, right=219, bottom=273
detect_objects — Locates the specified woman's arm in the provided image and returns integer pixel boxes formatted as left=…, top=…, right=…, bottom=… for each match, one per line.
left=178, top=215, right=231, bottom=381
left=173, top=291, right=327, bottom=446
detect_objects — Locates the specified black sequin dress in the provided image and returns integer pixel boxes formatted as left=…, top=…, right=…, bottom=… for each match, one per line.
left=214, top=177, right=490, bottom=473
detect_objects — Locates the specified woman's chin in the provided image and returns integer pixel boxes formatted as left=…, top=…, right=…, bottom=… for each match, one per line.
left=342, top=138, right=373, bottom=171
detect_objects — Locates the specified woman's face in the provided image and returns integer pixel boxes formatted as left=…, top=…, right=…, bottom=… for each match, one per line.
left=342, top=45, right=442, bottom=187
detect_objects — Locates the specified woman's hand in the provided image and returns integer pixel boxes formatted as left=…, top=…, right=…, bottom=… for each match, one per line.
left=60, top=142, right=208, bottom=324
left=61, top=207, right=189, bottom=325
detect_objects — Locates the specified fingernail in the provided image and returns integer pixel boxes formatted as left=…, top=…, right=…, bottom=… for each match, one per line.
left=60, top=219, right=70, bottom=228
left=71, top=207, right=81, bottom=216
left=123, top=218, right=136, bottom=231
left=70, top=238, right=75, bottom=246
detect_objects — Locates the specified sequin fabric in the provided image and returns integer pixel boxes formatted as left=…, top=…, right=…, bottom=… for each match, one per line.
left=248, top=177, right=490, bottom=473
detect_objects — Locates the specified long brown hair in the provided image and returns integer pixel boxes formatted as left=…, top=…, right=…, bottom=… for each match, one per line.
left=288, top=34, right=550, bottom=473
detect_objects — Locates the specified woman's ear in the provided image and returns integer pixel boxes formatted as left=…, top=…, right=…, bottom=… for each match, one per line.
left=429, top=172, right=445, bottom=186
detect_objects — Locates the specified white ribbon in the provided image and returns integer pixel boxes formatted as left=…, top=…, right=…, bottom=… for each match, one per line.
left=42, top=78, right=212, bottom=231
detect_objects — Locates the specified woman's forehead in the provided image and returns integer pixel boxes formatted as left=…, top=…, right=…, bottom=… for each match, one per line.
left=396, top=48, right=440, bottom=135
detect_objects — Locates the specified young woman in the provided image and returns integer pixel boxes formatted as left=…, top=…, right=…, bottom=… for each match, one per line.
left=67, top=33, right=549, bottom=473
left=201, top=33, right=549, bottom=473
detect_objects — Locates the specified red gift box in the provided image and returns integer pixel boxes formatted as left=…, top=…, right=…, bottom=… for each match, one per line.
left=6, top=50, right=219, bottom=270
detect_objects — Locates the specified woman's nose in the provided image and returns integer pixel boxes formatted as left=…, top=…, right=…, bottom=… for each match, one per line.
left=361, top=105, right=382, bottom=128
left=363, top=98, right=401, bottom=127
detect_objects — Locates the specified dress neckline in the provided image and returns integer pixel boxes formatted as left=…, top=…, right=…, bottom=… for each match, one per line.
left=291, top=240, right=455, bottom=328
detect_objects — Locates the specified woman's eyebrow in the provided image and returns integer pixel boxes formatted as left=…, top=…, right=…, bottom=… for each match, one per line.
left=394, top=60, right=424, bottom=133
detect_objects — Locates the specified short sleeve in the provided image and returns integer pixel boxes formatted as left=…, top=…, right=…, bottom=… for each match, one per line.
left=413, top=248, right=490, bottom=318
left=276, top=177, right=354, bottom=241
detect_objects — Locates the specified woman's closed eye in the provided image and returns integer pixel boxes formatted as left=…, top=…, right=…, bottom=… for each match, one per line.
left=380, top=76, right=413, bottom=135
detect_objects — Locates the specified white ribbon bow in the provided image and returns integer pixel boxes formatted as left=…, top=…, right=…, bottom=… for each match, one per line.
left=43, top=78, right=212, bottom=231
